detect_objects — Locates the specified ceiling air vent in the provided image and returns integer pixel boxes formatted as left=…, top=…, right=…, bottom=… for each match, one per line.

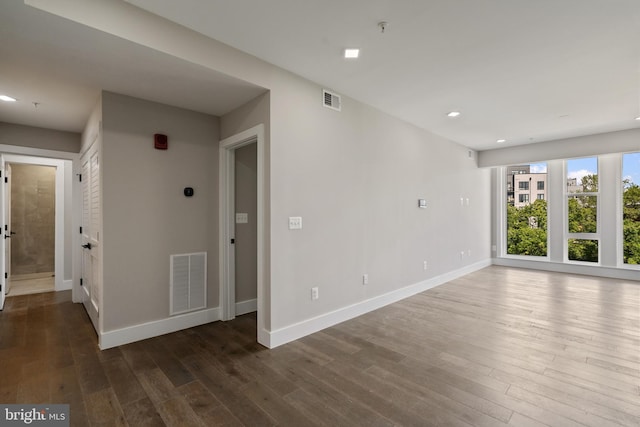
left=323, top=89, right=341, bottom=112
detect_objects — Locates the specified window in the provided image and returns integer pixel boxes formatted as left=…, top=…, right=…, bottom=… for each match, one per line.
left=622, top=152, right=640, bottom=265
left=537, top=181, right=544, bottom=190
left=506, top=163, right=547, bottom=256
left=566, top=157, right=598, bottom=263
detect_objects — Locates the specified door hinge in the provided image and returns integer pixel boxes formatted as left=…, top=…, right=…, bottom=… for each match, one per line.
left=78, top=174, right=82, bottom=182
left=4, top=177, right=6, bottom=183
left=79, top=226, right=83, bottom=234
left=0, top=284, right=2, bottom=292
left=4, top=273, right=7, bottom=279
left=230, top=238, right=235, bottom=244
left=80, top=278, right=83, bottom=286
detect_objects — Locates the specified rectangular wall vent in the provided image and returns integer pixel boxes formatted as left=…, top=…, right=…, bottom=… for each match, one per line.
left=170, top=252, right=206, bottom=315
left=323, top=89, right=341, bottom=111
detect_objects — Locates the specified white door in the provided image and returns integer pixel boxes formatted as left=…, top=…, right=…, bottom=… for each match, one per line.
left=0, top=155, right=5, bottom=310
left=80, top=143, right=100, bottom=331
left=5, top=163, right=12, bottom=295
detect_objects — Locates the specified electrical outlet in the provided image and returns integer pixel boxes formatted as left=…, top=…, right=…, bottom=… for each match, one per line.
left=423, top=260, right=428, bottom=270
left=362, top=274, right=368, bottom=285
left=289, top=216, right=303, bottom=230
left=311, top=287, right=319, bottom=300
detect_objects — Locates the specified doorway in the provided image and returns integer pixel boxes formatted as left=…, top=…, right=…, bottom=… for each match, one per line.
left=0, top=153, right=71, bottom=307
left=6, top=163, right=56, bottom=296
left=219, top=124, right=267, bottom=346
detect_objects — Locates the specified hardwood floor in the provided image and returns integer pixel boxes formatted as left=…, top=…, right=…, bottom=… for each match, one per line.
left=7, top=272, right=55, bottom=296
left=0, top=266, right=638, bottom=426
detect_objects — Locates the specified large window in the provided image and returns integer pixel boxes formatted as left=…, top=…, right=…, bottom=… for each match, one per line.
left=506, top=163, right=547, bottom=256
left=622, top=152, right=640, bottom=265
left=566, top=157, right=598, bottom=263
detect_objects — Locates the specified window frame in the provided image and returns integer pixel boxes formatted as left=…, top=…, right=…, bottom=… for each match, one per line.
left=619, top=152, right=640, bottom=269
left=500, top=164, right=550, bottom=261
left=564, top=157, right=600, bottom=264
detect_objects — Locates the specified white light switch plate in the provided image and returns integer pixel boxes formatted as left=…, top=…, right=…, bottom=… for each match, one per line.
left=289, top=216, right=303, bottom=230
left=235, top=213, right=248, bottom=224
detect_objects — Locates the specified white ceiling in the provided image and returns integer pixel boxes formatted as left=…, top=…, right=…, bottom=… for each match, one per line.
left=1, top=0, right=639, bottom=151
left=0, top=0, right=266, bottom=133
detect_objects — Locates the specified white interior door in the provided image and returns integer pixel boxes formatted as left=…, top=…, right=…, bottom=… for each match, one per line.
left=5, top=163, right=12, bottom=293
left=0, top=155, right=5, bottom=310
left=80, top=143, right=100, bottom=331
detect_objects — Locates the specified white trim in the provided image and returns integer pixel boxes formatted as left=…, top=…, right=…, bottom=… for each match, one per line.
left=493, top=257, right=640, bottom=281
left=235, top=298, right=257, bottom=316
left=266, top=259, right=492, bottom=349
left=61, top=279, right=72, bottom=291
left=2, top=154, right=70, bottom=293
left=99, top=307, right=220, bottom=349
left=219, top=124, right=266, bottom=346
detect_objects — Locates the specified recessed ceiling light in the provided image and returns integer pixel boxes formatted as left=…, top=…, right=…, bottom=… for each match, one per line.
left=344, top=49, right=359, bottom=59
left=497, top=139, right=506, bottom=143
left=0, top=95, right=17, bottom=102
left=447, top=111, right=461, bottom=117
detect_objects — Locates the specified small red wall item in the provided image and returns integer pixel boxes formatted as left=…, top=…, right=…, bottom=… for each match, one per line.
left=154, top=134, right=168, bottom=150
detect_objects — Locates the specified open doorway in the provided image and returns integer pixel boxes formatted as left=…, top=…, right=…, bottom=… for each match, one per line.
left=233, top=143, right=258, bottom=315
left=219, top=124, right=267, bottom=346
left=6, top=163, right=56, bottom=296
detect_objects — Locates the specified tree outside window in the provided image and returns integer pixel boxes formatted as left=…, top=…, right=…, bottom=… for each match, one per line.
left=506, top=163, right=547, bottom=256
left=623, top=152, right=640, bottom=264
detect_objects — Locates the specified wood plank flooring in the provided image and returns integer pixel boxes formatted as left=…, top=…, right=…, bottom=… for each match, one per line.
left=7, top=272, right=55, bottom=296
left=0, top=266, right=638, bottom=426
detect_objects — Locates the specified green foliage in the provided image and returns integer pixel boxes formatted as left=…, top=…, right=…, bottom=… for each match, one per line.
left=507, top=199, right=547, bottom=256
left=568, top=239, right=598, bottom=262
left=581, top=174, right=598, bottom=192
left=567, top=196, right=597, bottom=233
left=623, top=182, right=640, bottom=264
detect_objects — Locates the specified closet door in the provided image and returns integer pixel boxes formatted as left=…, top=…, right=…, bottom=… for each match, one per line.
left=80, top=142, right=100, bottom=332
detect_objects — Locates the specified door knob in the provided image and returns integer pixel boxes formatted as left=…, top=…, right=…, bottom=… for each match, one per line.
left=82, top=243, right=92, bottom=250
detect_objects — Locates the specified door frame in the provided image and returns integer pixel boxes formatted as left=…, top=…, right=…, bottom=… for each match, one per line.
left=3, top=155, right=68, bottom=292
left=219, top=124, right=267, bottom=346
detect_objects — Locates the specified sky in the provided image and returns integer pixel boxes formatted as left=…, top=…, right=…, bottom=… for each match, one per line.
left=623, top=152, right=640, bottom=185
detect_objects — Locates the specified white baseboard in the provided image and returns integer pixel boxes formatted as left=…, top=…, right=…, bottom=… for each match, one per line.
left=60, top=279, right=72, bottom=291
left=266, top=259, right=492, bottom=348
left=99, top=307, right=220, bottom=350
left=235, top=298, right=257, bottom=316
left=493, top=257, right=640, bottom=281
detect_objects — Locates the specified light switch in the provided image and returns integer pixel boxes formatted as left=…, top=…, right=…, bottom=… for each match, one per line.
left=235, top=213, right=248, bottom=224
left=289, top=216, right=303, bottom=230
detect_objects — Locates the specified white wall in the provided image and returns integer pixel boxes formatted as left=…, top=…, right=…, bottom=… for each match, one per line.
left=267, top=71, right=491, bottom=331
left=0, top=122, right=80, bottom=153
left=101, top=92, right=220, bottom=332
left=478, top=128, right=640, bottom=168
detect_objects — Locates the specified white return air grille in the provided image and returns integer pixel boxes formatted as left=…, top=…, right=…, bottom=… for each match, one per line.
left=170, top=252, right=206, bottom=315
left=323, top=89, right=341, bottom=111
